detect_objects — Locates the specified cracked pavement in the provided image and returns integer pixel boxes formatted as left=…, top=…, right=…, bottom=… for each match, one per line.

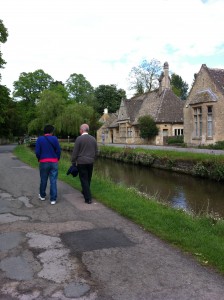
left=1, top=144, right=224, bottom=300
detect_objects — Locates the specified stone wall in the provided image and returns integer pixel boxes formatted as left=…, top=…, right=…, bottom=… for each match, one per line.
left=184, top=66, right=224, bottom=146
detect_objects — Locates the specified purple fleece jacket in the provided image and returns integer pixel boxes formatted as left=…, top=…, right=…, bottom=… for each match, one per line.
left=35, top=134, right=61, bottom=162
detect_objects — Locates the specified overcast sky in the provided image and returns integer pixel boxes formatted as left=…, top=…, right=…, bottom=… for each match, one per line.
left=1, top=0, right=224, bottom=97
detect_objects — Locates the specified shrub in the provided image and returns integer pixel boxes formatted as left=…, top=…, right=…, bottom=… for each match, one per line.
left=210, top=162, right=224, bottom=181
left=213, top=141, right=224, bottom=150
left=192, top=162, right=209, bottom=178
left=199, top=140, right=224, bottom=150
left=167, top=135, right=184, bottom=145
left=138, top=115, right=159, bottom=140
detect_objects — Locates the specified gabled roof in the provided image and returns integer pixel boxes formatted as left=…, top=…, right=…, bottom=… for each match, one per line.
left=116, top=88, right=184, bottom=125
left=117, top=98, right=130, bottom=121
left=101, top=62, right=184, bottom=128
left=205, top=65, right=224, bottom=95
left=190, top=89, right=218, bottom=105
left=108, top=113, right=119, bottom=128
left=155, top=89, right=185, bottom=123
left=99, top=112, right=118, bottom=128
left=188, top=64, right=224, bottom=105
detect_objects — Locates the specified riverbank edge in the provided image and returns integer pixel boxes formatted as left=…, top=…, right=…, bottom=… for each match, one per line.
left=61, top=143, right=224, bottom=182
left=13, top=145, right=224, bottom=275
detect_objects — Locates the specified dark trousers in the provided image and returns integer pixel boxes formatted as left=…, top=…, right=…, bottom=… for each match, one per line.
left=77, top=164, right=93, bottom=202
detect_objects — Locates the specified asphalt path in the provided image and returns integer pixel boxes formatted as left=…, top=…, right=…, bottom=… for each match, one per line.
left=1, top=144, right=224, bottom=300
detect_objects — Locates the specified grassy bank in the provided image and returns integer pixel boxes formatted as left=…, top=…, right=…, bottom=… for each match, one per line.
left=60, top=143, right=224, bottom=181
left=14, top=145, right=224, bottom=275
left=60, top=142, right=224, bottom=161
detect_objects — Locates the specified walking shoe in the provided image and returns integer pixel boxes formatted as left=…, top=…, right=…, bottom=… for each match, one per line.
left=51, top=201, right=56, bottom=205
left=85, top=200, right=92, bottom=204
left=38, top=194, right=45, bottom=201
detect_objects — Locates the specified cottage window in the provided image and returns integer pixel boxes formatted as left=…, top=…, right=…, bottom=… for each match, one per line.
left=127, top=128, right=132, bottom=137
left=207, top=106, right=213, bottom=137
left=163, top=129, right=168, bottom=136
left=119, top=125, right=126, bottom=137
left=194, top=107, right=202, bottom=137
left=174, top=129, right=183, bottom=136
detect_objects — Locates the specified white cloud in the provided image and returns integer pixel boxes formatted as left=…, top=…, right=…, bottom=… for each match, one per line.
left=1, top=0, right=224, bottom=96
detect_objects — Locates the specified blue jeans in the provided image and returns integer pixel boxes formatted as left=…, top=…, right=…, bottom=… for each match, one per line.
left=39, top=162, right=58, bottom=201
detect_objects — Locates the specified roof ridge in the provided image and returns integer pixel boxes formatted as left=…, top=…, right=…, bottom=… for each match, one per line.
left=155, top=89, right=166, bottom=120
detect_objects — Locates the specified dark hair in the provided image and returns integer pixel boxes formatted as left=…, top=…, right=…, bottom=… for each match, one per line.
left=44, top=125, right=55, bottom=134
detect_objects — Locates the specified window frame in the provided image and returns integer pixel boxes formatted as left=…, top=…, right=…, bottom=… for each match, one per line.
left=193, top=106, right=202, bottom=138
left=174, top=128, right=183, bottom=136
left=207, top=105, right=213, bottom=138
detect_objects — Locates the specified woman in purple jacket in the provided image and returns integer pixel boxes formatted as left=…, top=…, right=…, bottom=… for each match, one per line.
left=35, top=125, right=61, bottom=205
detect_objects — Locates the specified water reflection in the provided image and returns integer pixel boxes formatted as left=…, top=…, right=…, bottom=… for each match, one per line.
left=94, top=158, right=224, bottom=217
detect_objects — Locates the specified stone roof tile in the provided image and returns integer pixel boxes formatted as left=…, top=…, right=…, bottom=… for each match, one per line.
left=206, top=66, right=224, bottom=95
left=117, top=89, right=184, bottom=125
left=190, top=89, right=218, bottom=105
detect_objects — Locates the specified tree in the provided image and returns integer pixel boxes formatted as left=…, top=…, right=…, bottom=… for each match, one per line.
left=13, top=69, right=54, bottom=104
left=128, top=59, right=162, bottom=95
left=65, top=73, right=95, bottom=105
left=12, top=69, right=54, bottom=134
left=0, top=85, right=13, bottom=136
left=28, top=87, right=100, bottom=137
left=49, top=81, right=69, bottom=101
left=138, top=115, right=158, bottom=140
left=94, top=84, right=126, bottom=114
left=56, top=102, right=97, bottom=137
left=28, top=90, right=66, bottom=135
left=16, top=100, right=37, bottom=135
left=0, top=85, right=10, bottom=124
left=170, top=73, right=189, bottom=100
left=0, top=19, right=8, bottom=81
left=0, top=85, right=25, bottom=138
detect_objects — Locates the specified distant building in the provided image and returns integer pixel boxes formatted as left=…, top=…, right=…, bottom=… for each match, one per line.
left=184, top=64, right=224, bottom=146
left=97, top=62, right=184, bottom=145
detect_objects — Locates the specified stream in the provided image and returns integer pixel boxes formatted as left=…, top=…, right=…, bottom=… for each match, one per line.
left=94, top=157, right=224, bottom=217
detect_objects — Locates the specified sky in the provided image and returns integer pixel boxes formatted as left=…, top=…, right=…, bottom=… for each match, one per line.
left=1, top=0, right=224, bottom=98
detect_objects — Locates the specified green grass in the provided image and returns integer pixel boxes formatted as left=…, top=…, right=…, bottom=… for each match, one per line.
left=100, top=145, right=224, bottom=162
left=14, top=145, right=224, bottom=275
left=60, top=142, right=224, bottom=163
left=59, top=142, right=224, bottom=162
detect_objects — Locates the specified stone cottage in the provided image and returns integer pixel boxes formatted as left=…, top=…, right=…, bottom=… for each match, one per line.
left=97, top=62, right=185, bottom=145
left=184, top=64, right=224, bottom=146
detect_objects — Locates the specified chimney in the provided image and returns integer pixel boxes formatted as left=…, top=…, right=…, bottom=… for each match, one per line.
left=159, top=62, right=170, bottom=93
left=101, top=108, right=109, bottom=122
